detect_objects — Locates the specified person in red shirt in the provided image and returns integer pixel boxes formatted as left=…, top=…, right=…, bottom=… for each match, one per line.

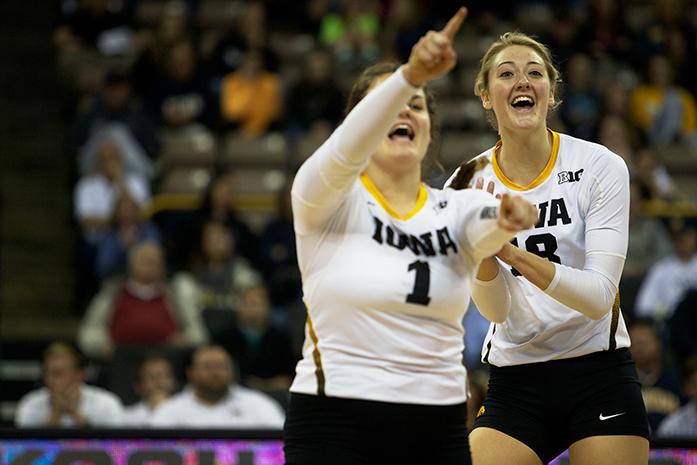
left=78, top=241, right=207, bottom=361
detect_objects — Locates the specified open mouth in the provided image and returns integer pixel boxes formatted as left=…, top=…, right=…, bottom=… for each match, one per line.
left=511, top=95, right=535, bottom=111
left=388, top=123, right=415, bottom=141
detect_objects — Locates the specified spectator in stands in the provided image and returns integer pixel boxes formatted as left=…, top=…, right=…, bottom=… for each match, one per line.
left=204, top=1, right=278, bottom=78
left=380, top=0, right=428, bottom=62
left=629, top=54, right=697, bottom=148
left=669, top=288, right=697, bottom=363
left=169, top=173, right=259, bottom=269
left=213, top=283, right=296, bottom=391
left=259, top=181, right=301, bottom=309
left=190, top=221, right=261, bottom=313
left=558, top=53, right=601, bottom=141
left=596, top=114, right=636, bottom=170
left=573, top=0, right=632, bottom=62
left=94, top=192, right=161, bottom=281
left=145, top=39, right=214, bottom=128
left=602, top=81, right=631, bottom=121
left=79, top=124, right=154, bottom=180
left=122, top=355, right=177, bottom=426
left=318, top=0, right=381, bottom=71
left=633, top=148, right=679, bottom=201
left=657, top=356, right=697, bottom=438
left=635, top=217, right=697, bottom=321
left=74, top=137, right=150, bottom=239
left=78, top=241, right=207, bottom=361
left=621, top=182, right=673, bottom=315
left=71, top=70, right=160, bottom=159
left=131, top=1, right=192, bottom=97
left=15, top=341, right=123, bottom=427
left=633, top=0, right=697, bottom=82
left=286, top=47, right=344, bottom=136
left=53, top=0, right=135, bottom=55
left=629, top=318, right=683, bottom=432
left=149, top=345, right=285, bottom=428
left=625, top=182, right=673, bottom=275
left=220, top=49, right=282, bottom=138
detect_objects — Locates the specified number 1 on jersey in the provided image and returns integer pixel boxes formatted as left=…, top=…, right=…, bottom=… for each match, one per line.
left=406, top=260, right=431, bottom=306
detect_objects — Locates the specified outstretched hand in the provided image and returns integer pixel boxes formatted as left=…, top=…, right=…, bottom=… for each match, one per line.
left=403, top=7, right=467, bottom=87
left=497, top=193, right=539, bottom=233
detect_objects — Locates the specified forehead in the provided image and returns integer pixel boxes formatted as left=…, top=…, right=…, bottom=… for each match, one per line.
left=493, top=45, right=545, bottom=68
left=45, top=354, right=77, bottom=370
left=195, top=349, right=229, bottom=365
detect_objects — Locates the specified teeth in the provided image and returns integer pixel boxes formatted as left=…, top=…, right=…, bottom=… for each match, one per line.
left=390, top=123, right=414, bottom=137
left=512, top=96, right=534, bottom=105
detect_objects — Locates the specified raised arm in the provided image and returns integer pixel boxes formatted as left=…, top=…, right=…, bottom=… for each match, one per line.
left=292, top=7, right=467, bottom=233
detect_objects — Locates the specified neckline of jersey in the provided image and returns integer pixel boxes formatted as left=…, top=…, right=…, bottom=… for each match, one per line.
left=492, top=129, right=560, bottom=191
left=360, top=174, right=428, bottom=221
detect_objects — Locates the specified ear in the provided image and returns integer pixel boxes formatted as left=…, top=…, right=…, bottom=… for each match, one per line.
left=480, top=92, right=492, bottom=110
left=549, top=89, right=556, bottom=107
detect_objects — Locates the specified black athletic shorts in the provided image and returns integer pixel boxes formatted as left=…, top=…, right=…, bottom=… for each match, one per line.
left=284, top=392, right=471, bottom=465
left=473, top=348, right=650, bottom=464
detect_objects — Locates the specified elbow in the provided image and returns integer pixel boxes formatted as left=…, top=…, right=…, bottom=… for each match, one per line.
left=485, top=308, right=509, bottom=324
left=580, top=298, right=614, bottom=320
left=586, top=307, right=609, bottom=320
left=473, top=299, right=509, bottom=324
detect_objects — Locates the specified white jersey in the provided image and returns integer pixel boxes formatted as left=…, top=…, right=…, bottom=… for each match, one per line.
left=448, top=131, right=631, bottom=366
left=290, top=68, right=516, bottom=405
left=15, top=384, right=124, bottom=427
left=149, top=386, right=285, bottom=428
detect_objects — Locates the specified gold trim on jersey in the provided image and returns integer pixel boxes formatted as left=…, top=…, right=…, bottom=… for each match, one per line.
left=306, top=314, right=326, bottom=396
left=608, top=292, right=621, bottom=351
left=492, top=129, right=560, bottom=191
left=360, top=174, right=427, bottom=220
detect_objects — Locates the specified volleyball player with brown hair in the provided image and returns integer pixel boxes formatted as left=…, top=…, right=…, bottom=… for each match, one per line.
left=283, top=9, right=540, bottom=465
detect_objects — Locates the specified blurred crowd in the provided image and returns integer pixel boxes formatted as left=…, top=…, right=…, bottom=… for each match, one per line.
left=10, top=0, right=697, bottom=436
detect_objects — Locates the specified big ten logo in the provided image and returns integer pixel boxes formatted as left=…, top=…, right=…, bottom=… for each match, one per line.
left=7, top=448, right=262, bottom=465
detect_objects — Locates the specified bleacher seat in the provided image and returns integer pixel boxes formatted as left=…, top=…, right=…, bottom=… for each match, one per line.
left=159, top=167, right=212, bottom=195
left=159, top=125, right=218, bottom=169
left=222, top=131, right=288, bottom=167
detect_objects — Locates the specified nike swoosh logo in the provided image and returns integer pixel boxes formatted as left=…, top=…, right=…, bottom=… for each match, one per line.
left=599, top=412, right=626, bottom=421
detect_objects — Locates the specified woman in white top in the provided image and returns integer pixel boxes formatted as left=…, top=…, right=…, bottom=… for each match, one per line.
left=283, top=8, right=539, bottom=465
left=448, top=32, right=650, bottom=465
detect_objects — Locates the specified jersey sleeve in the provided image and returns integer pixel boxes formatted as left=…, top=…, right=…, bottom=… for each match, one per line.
left=543, top=151, right=630, bottom=319
left=292, top=67, right=419, bottom=234
left=452, top=189, right=517, bottom=262
left=583, top=151, right=630, bottom=266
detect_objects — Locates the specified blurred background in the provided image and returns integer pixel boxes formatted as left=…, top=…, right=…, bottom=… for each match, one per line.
left=2, top=0, right=697, bottom=437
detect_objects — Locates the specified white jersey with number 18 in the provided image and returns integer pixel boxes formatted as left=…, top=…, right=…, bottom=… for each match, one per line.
left=447, top=130, right=631, bottom=367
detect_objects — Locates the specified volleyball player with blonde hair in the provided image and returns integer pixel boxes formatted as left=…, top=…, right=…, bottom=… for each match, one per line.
left=283, top=9, right=540, bottom=465
left=448, top=32, right=650, bottom=465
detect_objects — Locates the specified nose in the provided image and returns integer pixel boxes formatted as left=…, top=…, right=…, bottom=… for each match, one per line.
left=516, top=75, right=531, bottom=89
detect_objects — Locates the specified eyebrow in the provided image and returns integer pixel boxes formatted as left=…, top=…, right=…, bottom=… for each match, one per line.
left=496, top=60, right=543, bottom=68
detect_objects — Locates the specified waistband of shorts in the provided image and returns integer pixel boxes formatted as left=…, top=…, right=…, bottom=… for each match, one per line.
left=489, top=348, right=631, bottom=373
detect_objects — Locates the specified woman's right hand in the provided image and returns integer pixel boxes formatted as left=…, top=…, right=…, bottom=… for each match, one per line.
left=402, top=7, right=467, bottom=87
left=498, top=193, right=539, bottom=233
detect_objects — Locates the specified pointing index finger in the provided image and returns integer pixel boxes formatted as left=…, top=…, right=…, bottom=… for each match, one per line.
left=440, top=7, right=467, bottom=40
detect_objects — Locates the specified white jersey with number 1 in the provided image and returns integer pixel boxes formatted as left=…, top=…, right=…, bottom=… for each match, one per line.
left=289, top=68, right=517, bottom=405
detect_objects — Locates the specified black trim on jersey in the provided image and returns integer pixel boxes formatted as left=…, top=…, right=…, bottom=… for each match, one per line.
left=608, top=293, right=621, bottom=351
left=483, top=324, right=496, bottom=364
